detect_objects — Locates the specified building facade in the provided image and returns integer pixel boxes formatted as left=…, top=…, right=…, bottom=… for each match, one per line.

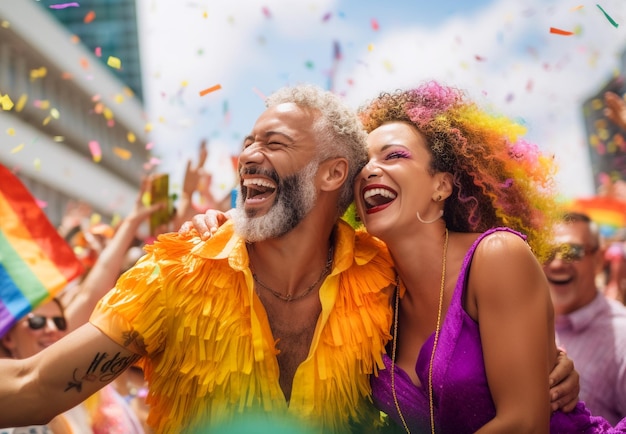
left=0, top=1, right=149, bottom=225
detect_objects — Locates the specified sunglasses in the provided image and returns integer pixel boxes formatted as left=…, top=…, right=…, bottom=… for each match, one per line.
left=545, top=243, right=598, bottom=263
left=26, top=314, right=67, bottom=331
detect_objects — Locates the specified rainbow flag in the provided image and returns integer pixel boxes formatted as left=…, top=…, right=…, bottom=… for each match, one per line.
left=568, top=196, right=626, bottom=238
left=0, top=164, right=83, bottom=336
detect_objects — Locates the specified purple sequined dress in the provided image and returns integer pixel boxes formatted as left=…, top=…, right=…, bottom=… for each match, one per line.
left=371, top=228, right=626, bottom=433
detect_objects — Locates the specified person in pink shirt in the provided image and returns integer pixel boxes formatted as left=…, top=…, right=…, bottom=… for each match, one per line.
left=543, top=212, right=626, bottom=425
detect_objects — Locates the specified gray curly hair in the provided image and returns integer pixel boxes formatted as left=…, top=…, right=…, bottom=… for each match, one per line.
left=265, top=84, right=368, bottom=217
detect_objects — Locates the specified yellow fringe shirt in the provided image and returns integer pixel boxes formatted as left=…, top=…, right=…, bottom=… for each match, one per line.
left=90, top=220, right=395, bottom=433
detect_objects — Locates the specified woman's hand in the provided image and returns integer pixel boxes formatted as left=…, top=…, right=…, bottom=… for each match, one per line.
left=178, top=209, right=233, bottom=240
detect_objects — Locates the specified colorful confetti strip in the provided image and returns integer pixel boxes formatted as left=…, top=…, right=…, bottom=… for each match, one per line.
left=15, top=95, right=27, bottom=112
left=107, top=56, right=121, bottom=69
left=0, top=95, right=14, bottom=111
left=549, top=27, right=574, bottom=36
left=113, top=147, right=131, bottom=160
left=49, top=2, right=79, bottom=9
left=199, top=84, right=222, bottom=96
left=597, top=4, right=619, bottom=28
left=252, top=87, right=267, bottom=101
left=84, top=10, right=96, bottom=23
left=88, top=140, right=102, bottom=163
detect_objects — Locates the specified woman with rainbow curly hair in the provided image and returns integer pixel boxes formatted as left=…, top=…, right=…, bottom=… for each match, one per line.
left=356, top=81, right=626, bottom=433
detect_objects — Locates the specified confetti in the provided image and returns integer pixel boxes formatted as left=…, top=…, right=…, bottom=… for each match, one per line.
left=30, top=67, right=47, bottom=80
left=113, top=147, right=132, bottom=160
left=11, top=144, right=24, bottom=153
left=1, top=20, right=10, bottom=29
left=145, top=142, right=154, bottom=150
left=322, top=12, right=332, bottom=22
left=526, top=79, right=534, bottom=92
left=371, top=18, right=379, bottom=31
left=13, top=94, right=28, bottom=111
left=107, top=56, right=121, bottom=69
left=42, top=116, right=51, bottom=126
left=223, top=100, right=231, bottom=125
left=84, top=10, right=96, bottom=23
left=33, top=159, right=41, bottom=171
left=252, top=87, right=267, bottom=101
left=89, top=140, right=102, bottom=163
left=34, top=100, right=50, bottom=110
left=475, top=55, right=487, bottom=61
left=53, top=136, right=64, bottom=142
left=549, top=27, right=574, bottom=36
left=368, top=43, right=374, bottom=52
left=0, top=94, right=14, bottom=111
left=571, top=5, right=584, bottom=11
left=50, top=108, right=60, bottom=119
left=80, top=57, right=89, bottom=69
left=7, top=127, right=16, bottom=136
left=261, top=6, right=271, bottom=18
left=49, top=2, right=79, bottom=9
left=35, top=198, right=48, bottom=209
left=199, top=84, right=222, bottom=96
left=144, top=123, right=153, bottom=132
left=597, top=4, right=619, bottom=28
left=127, top=132, right=136, bottom=143
left=103, top=107, right=114, bottom=120
left=94, top=47, right=101, bottom=57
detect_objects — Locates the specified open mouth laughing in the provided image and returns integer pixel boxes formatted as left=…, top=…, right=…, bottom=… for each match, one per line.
left=362, top=184, right=397, bottom=214
left=242, top=177, right=277, bottom=203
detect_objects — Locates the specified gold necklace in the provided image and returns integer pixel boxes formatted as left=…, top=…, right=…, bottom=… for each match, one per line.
left=391, top=228, right=448, bottom=434
left=252, top=245, right=334, bottom=302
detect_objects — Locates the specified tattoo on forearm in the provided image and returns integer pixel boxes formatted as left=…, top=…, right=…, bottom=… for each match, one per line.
left=65, top=351, right=141, bottom=393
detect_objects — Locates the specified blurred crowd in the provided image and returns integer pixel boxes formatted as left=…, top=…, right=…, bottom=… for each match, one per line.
left=0, top=142, right=232, bottom=434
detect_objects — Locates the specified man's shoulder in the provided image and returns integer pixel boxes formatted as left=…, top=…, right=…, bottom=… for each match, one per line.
left=599, top=296, right=626, bottom=322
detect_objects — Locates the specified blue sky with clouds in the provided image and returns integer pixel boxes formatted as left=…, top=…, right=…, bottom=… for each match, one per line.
left=137, top=0, right=626, bottom=202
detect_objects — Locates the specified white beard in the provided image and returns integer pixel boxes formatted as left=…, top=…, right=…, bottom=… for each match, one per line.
left=232, top=160, right=319, bottom=242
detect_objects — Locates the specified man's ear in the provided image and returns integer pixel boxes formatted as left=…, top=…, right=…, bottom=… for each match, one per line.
left=319, top=157, right=349, bottom=192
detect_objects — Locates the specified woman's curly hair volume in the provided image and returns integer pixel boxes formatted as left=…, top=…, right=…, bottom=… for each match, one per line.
left=358, top=81, right=559, bottom=261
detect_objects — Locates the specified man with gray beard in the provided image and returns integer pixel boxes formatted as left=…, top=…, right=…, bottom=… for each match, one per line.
left=0, top=84, right=398, bottom=434
left=0, top=84, right=580, bottom=434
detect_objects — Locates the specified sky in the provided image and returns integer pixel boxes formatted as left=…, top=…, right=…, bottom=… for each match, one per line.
left=136, top=0, right=626, bottom=203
